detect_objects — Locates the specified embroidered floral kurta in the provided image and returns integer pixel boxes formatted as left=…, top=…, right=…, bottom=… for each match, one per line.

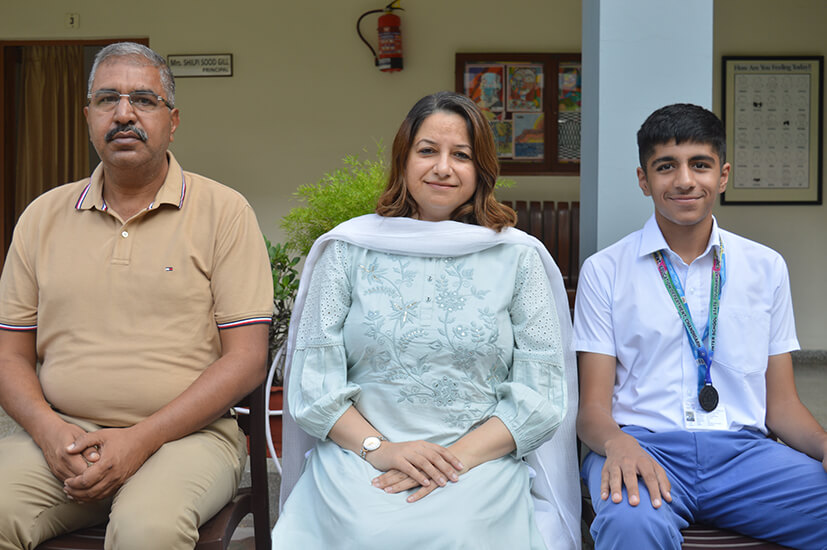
left=272, top=240, right=565, bottom=549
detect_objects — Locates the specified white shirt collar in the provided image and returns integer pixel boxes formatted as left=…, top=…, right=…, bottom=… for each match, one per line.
left=638, top=214, right=723, bottom=264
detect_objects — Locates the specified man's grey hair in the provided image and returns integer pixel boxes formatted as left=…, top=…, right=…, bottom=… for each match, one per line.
left=87, top=42, right=175, bottom=107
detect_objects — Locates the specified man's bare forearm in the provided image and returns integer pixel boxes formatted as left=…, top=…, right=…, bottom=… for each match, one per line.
left=0, top=330, right=64, bottom=444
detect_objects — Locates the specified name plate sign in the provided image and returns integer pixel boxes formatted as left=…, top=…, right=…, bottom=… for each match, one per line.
left=168, top=54, right=233, bottom=77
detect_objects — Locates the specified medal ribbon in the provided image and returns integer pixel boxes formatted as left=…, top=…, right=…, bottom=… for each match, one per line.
left=653, top=240, right=725, bottom=393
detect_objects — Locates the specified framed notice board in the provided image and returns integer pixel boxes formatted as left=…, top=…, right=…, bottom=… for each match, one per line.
left=455, top=52, right=581, bottom=176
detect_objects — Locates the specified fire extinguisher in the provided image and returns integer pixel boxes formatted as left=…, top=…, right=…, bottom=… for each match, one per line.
left=357, top=1, right=404, bottom=72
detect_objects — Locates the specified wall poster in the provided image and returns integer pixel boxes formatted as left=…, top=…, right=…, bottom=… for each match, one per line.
left=722, top=56, right=823, bottom=205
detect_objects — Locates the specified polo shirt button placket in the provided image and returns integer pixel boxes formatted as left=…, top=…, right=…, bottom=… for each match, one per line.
left=112, top=225, right=133, bottom=265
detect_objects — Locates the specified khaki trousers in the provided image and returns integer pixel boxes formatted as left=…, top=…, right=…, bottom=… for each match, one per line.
left=0, top=415, right=246, bottom=550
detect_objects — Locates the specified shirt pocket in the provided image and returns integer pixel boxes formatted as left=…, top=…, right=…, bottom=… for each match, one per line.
left=713, top=306, right=770, bottom=374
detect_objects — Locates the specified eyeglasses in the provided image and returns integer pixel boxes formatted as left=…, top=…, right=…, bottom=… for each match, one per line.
left=87, top=90, right=174, bottom=112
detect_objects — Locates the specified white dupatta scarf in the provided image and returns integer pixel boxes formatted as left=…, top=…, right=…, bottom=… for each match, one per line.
left=279, top=214, right=580, bottom=549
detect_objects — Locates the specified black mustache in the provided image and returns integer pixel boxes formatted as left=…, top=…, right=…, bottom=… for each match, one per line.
left=105, top=125, right=148, bottom=143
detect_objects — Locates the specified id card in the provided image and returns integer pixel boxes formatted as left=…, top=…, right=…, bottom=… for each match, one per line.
left=683, top=396, right=728, bottom=430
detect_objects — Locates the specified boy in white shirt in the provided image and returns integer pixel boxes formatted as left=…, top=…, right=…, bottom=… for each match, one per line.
left=574, top=103, right=827, bottom=549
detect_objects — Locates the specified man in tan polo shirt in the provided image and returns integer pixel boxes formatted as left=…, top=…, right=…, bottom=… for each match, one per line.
left=0, top=42, right=273, bottom=549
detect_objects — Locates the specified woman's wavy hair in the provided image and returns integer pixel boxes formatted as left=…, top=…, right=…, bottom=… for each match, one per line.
left=376, top=91, right=516, bottom=231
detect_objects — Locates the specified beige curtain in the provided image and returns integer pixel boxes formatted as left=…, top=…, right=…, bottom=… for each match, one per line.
left=15, top=45, right=89, bottom=217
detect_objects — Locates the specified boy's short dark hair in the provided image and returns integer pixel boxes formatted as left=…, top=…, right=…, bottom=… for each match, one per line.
left=637, top=103, right=726, bottom=170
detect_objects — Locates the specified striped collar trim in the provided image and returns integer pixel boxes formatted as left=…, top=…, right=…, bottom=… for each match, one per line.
left=75, top=152, right=187, bottom=211
left=75, top=183, right=94, bottom=209
left=146, top=169, right=186, bottom=210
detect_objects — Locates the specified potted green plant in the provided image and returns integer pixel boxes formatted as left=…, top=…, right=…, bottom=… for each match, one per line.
left=266, top=238, right=300, bottom=371
left=280, top=147, right=387, bottom=256
left=262, top=238, right=299, bottom=458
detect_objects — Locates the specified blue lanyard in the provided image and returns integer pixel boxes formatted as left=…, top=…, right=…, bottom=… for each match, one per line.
left=653, top=241, right=725, bottom=392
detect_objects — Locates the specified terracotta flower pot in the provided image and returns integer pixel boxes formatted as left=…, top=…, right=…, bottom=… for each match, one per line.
left=268, top=386, right=283, bottom=458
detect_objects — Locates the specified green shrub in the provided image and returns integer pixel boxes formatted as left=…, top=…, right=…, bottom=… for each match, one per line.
left=264, top=237, right=300, bottom=375
left=281, top=147, right=387, bottom=256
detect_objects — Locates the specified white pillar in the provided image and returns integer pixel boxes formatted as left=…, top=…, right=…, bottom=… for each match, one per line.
left=580, top=0, right=714, bottom=259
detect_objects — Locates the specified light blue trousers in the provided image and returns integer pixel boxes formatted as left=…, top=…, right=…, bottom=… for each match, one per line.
left=582, top=426, right=827, bottom=550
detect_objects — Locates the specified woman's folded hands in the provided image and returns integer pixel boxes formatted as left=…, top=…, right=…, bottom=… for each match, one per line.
left=369, top=440, right=465, bottom=503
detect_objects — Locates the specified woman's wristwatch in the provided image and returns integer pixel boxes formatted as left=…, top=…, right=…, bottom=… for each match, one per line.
left=360, top=435, right=387, bottom=459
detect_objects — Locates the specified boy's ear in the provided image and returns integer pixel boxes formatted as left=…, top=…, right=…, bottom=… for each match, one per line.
left=718, top=162, right=731, bottom=194
left=637, top=166, right=652, bottom=196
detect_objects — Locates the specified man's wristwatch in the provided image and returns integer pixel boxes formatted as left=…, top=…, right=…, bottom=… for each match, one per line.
left=359, top=435, right=387, bottom=459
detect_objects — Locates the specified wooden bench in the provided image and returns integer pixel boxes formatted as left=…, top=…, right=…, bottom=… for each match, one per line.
left=501, top=200, right=580, bottom=310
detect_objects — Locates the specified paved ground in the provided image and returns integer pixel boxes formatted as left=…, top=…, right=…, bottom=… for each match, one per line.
left=794, top=362, right=827, bottom=427
left=0, top=411, right=17, bottom=438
